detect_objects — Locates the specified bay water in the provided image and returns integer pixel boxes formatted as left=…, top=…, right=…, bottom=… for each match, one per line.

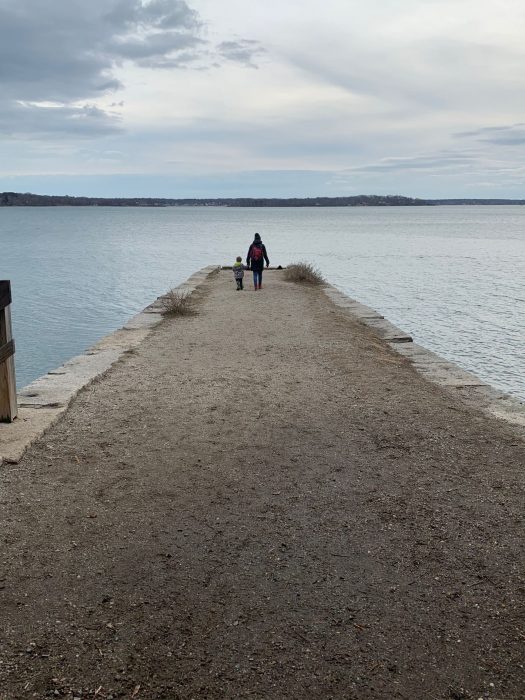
left=1, top=205, right=524, bottom=401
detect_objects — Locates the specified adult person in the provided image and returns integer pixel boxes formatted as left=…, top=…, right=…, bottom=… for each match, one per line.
left=246, top=233, right=270, bottom=290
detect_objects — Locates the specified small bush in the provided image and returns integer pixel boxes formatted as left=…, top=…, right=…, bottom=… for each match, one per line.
left=283, top=262, right=325, bottom=285
left=161, top=289, right=196, bottom=316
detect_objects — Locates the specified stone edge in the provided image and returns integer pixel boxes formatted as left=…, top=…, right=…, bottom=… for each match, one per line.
left=323, top=284, right=525, bottom=432
left=0, top=266, right=220, bottom=466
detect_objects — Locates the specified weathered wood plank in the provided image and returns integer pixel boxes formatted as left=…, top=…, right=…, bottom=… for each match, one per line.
left=0, top=338, right=15, bottom=364
left=0, top=280, right=12, bottom=311
left=0, top=304, right=17, bottom=422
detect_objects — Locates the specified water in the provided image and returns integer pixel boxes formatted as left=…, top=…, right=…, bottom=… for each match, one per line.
left=1, top=206, right=524, bottom=401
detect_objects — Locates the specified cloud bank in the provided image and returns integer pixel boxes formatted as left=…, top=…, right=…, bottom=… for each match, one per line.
left=0, top=0, right=262, bottom=138
left=1, top=0, right=525, bottom=197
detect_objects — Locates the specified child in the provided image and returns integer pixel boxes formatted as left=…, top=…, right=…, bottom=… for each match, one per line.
left=232, top=256, right=246, bottom=290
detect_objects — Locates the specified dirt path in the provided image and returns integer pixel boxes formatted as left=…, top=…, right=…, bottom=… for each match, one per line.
left=0, top=270, right=524, bottom=699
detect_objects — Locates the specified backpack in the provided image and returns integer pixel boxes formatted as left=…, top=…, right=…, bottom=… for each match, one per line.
left=251, top=244, right=263, bottom=262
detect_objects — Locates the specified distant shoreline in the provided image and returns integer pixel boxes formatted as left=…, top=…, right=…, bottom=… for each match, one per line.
left=2, top=192, right=525, bottom=207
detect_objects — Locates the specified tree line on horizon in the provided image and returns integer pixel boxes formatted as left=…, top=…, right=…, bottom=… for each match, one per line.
left=1, top=192, right=524, bottom=207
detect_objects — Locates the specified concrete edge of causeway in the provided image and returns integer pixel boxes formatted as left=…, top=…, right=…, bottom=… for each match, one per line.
left=323, top=283, right=525, bottom=432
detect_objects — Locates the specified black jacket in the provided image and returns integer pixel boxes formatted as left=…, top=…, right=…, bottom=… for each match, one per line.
left=246, top=242, right=269, bottom=271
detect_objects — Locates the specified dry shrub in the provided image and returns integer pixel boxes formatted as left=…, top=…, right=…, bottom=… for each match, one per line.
left=160, top=289, right=196, bottom=316
left=283, top=262, right=325, bottom=285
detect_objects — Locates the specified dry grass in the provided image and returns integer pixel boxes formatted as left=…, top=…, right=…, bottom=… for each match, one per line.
left=283, top=262, right=325, bottom=285
left=160, top=289, right=196, bottom=316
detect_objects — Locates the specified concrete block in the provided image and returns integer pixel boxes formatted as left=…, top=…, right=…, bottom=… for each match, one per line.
left=123, top=311, right=163, bottom=331
left=363, top=318, right=413, bottom=342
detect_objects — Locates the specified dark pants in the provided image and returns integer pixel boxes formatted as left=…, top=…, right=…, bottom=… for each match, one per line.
left=236, top=278, right=243, bottom=290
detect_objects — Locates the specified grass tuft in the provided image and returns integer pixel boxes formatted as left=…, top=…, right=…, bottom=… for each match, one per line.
left=160, top=289, right=196, bottom=316
left=283, top=262, right=325, bottom=285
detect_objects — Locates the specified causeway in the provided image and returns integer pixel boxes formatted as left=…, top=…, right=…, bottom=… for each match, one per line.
left=0, top=269, right=524, bottom=699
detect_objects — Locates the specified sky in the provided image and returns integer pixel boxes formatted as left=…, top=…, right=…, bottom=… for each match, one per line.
left=1, top=0, right=525, bottom=199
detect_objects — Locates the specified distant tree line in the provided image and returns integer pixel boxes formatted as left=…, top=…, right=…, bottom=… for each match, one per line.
left=1, top=192, right=524, bottom=207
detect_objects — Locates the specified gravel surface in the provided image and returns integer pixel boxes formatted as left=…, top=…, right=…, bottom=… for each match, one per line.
left=0, top=270, right=523, bottom=699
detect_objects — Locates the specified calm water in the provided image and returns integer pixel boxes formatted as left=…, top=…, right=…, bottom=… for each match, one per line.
left=1, top=206, right=524, bottom=401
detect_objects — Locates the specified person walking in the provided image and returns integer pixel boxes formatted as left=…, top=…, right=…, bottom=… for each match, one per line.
left=232, top=256, right=246, bottom=290
left=246, top=233, right=270, bottom=290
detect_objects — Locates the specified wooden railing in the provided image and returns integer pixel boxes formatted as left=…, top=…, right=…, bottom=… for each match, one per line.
left=0, top=281, right=17, bottom=422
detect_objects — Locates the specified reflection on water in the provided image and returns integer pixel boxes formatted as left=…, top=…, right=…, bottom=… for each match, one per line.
left=1, top=205, right=524, bottom=401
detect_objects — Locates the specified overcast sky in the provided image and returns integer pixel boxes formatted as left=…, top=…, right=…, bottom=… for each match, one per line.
left=1, top=0, right=525, bottom=198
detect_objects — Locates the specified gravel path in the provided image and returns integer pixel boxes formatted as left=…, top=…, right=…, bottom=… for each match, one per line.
left=0, top=270, right=523, bottom=699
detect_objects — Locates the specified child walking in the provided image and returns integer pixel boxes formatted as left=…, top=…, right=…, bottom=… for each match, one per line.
left=232, top=256, right=246, bottom=290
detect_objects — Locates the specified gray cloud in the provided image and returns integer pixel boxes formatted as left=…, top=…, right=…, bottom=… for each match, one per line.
left=336, top=148, right=525, bottom=194
left=110, top=29, right=203, bottom=61
left=0, top=101, right=122, bottom=139
left=455, top=123, right=525, bottom=146
left=217, top=40, right=265, bottom=67
left=104, top=0, right=201, bottom=30
left=0, top=0, right=261, bottom=138
left=345, top=152, right=478, bottom=174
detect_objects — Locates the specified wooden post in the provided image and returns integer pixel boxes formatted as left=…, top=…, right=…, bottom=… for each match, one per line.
left=0, top=281, right=17, bottom=422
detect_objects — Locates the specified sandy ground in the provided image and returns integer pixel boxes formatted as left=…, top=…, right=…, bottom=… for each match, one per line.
left=0, top=270, right=524, bottom=700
